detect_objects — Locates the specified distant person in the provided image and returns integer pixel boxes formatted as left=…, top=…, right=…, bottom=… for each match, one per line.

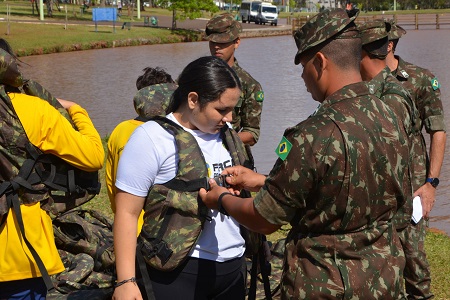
left=106, top=67, right=175, bottom=232
left=386, top=20, right=447, bottom=299
left=0, top=39, right=104, bottom=299
left=200, top=9, right=409, bottom=298
left=205, top=13, right=264, bottom=146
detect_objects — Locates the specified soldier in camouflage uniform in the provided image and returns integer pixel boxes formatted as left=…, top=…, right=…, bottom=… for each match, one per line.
left=358, top=20, right=418, bottom=251
left=386, top=21, right=447, bottom=300
left=201, top=9, right=410, bottom=299
left=106, top=67, right=176, bottom=234
left=205, top=13, right=264, bottom=146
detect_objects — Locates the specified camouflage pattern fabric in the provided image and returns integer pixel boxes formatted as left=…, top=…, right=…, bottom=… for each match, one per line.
left=204, top=13, right=242, bottom=43
left=47, top=250, right=114, bottom=300
left=246, top=238, right=284, bottom=300
left=253, top=81, right=409, bottom=298
left=133, top=82, right=177, bottom=120
left=231, top=60, right=264, bottom=143
left=393, top=56, right=446, bottom=299
left=0, top=48, right=23, bottom=87
left=388, top=20, right=407, bottom=40
left=53, top=209, right=115, bottom=272
left=358, top=19, right=391, bottom=45
left=293, top=8, right=358, bottom=65
left=358, top=19, right=391, bottom=58
left=139, top=116, right=254, bottom=271
left=367, top=66, right=417, bottom=231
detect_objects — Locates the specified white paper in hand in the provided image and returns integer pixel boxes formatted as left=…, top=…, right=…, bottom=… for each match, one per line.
left=412, top=196, right=423, bottom=224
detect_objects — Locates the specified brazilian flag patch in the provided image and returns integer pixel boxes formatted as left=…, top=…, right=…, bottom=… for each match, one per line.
left=256, top=91, right=264, bottom=102
left=275, top=136, right=292, bottom=161
left=431, top=78, right=440, bottom=91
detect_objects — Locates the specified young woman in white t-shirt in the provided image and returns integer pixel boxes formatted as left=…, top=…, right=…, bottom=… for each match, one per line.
left=113, top=56, right=247, bottom=300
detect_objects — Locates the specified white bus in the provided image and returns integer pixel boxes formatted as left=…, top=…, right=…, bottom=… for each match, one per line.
left=239, top=1, right=262, bottom=23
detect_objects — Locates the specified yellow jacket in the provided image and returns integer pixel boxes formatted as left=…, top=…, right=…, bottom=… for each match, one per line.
left=106, top=119, right=144, bottom=233
left=0, top=93, right=104, bottom=282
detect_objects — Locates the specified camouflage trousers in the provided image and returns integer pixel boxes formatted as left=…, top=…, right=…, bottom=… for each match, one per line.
left=281, top=224, right=405, bottom=299
left=398, top=219, right=434, bottom=300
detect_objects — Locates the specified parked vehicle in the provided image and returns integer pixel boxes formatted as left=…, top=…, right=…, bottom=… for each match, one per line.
left=239, top=1, right=261, bottom=23
left=256, top=2, right=278, bottom=25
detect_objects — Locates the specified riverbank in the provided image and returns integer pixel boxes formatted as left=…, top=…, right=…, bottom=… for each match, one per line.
left=0, top=14, right=291, bottom=57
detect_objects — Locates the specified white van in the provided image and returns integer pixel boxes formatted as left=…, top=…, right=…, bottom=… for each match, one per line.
left=239, top=1, right=262, bottom=24
left=256, top=2, right=278, bottom=26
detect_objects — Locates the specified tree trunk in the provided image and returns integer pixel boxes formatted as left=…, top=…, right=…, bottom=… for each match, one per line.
left=172, top=9, right=176, bottom=30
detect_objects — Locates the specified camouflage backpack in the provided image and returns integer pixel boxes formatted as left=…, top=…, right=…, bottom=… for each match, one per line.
left=47, top=209, right=116, bottom=299
left=0, top=48, right=101, bottom=292
left=246, top=238, right=285, bottom=300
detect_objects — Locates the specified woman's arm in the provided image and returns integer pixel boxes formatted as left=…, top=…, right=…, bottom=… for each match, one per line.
left=112, top=190, right=145, bottom=300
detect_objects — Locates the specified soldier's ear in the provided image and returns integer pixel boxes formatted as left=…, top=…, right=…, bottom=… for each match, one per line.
left=234, top=38, right=241, bottom=49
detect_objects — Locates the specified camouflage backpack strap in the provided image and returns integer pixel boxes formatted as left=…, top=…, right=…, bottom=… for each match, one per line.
left=21, top=79, right=75, bottom=128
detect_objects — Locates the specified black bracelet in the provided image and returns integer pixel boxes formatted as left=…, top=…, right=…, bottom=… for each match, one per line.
left=114, top=276, right=136, bottom=288
left=218, top=192, right=233, bottom=216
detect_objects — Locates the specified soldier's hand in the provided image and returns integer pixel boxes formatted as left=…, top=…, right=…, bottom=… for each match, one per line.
left=414, top=183, right=436, bottom=219
left=222, top=166, right=266, bottom=192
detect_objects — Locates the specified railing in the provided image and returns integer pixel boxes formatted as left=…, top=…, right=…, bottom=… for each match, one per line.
left=291, top=13, right=450, bottom=32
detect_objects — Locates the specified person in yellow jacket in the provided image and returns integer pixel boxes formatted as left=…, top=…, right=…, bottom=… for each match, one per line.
left=106, top=67, right=175, bottom=235
left=0, top=94, right=104, bottom=298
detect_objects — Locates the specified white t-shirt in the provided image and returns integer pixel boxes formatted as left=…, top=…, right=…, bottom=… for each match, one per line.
left=116, top=113, right=245, bottom=262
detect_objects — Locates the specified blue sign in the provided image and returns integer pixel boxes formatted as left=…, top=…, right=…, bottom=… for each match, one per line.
left=92, top=8, right=117, bottom=22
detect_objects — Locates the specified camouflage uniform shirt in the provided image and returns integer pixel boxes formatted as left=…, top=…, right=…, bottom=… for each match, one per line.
left=254, top=82, right=408, bottom=299
left=368, top=66, right=416, bottom=230
left=394, top=55, right=446, bottom=189
left=231, top=59, right=264, bottom=143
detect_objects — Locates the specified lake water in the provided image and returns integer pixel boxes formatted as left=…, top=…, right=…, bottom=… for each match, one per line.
left=20, top=30, right=450, bottom=235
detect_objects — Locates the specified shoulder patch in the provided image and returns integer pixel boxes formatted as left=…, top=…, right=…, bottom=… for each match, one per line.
left=275, top=136, right=292, bottom=161
left=255, top=91, right=264, bottom=102
left=431, top=78, right=440, bottom=91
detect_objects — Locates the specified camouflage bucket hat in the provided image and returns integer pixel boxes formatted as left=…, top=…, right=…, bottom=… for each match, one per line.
left=133, top=82, right=177, bottom=118
left=205, top=13, right=242, bottom=43
left=388, top=20, right=407, bottom=40
left=358, top=19, right=391, bottom=46
left=293, top=8, right=357, bottom=65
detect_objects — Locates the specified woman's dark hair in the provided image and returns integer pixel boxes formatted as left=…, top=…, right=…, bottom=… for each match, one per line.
left=167, top=56, right=241, bottom=113
left=136, top=66, right=174, bottom=90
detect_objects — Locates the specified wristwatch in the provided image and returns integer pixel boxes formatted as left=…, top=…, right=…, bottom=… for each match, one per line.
left=426, top=177, right=440, bottom=188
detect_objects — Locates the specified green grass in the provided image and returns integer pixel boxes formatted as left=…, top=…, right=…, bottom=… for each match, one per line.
left=0, top=21, right=202, bottom=56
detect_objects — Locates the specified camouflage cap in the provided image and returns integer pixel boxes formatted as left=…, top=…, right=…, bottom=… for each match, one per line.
left=358, top=19, right=391, bottom=46
left=205, top=13, right=242, bottom=43
left=133, top=82, right=177, bottom=119
left=388, top=20, right=407, bottom=40
left=293, top=9, right=357, bottom=65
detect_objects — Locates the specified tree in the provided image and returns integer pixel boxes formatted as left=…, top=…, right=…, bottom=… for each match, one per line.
left=156, top=0, right=219, bottom=30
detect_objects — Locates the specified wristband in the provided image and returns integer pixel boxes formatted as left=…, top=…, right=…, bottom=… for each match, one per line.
left=115, top=277, right=136, bottom=288
left=218, top=192, right=233, bottom=216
